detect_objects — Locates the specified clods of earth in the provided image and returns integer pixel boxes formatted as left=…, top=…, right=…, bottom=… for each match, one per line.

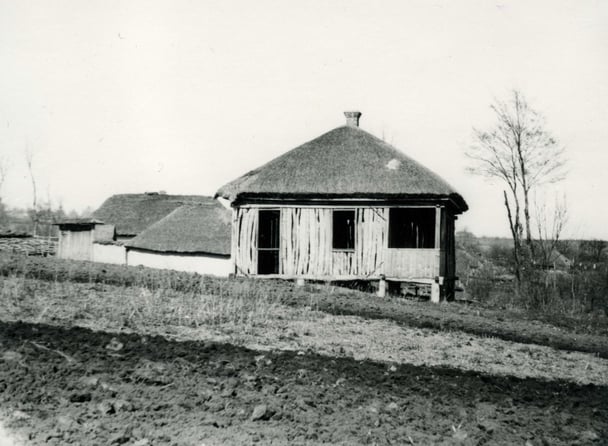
left=1, top=320, right=606, bottom=445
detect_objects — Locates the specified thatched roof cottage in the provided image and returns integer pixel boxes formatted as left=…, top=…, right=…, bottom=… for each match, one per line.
left=126, top=203, right=231, bottom=276
left=56, top=193, right=232, bottom=275
left=92, top=192, right=215, bottom=240
left=216, top=111, right=468, bottom=300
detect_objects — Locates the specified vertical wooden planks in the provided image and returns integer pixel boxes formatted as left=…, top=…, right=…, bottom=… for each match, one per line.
left=439, top=206, right=447, bottom=277
left=233, top=204, right=446, bottom=281
left=435, top=207, right=442, bottom=250
left=279, top=209, right=290, bottom=275
left=230, top=208, right=238, bottom=275
left=60, top=229, right=94, bottom=261
left=357, top=207, right=387, bottom=276
left=384, top=249, right=439, bottom=278
left=234, top=207, right=258, bottom=275
left=277, top=207, right=334, bottom=277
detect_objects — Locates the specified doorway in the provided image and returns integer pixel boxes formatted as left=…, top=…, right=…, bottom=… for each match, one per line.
left=258, top=210, right=280, bottom=274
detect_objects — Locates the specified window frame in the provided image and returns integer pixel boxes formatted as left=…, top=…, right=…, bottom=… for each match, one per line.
left=257, top=209, right=281, bottom=274
left=387, top=207, right=436, bottom=249
left=332, top=209, right=356, bottom=252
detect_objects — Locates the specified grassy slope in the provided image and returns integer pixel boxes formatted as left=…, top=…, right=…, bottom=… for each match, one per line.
left=2, top=276, right=607, bottom=385
left=0, top=252, right=606, bottom=358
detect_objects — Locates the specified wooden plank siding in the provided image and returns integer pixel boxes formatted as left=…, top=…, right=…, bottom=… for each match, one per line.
left=281, top=208, right=327, bottom=276
left=383, top=248, right=439, bottom=279
left=233, top=205, right=455, bottom=282
left=233, top=207, right=258, bottom=275
left=57, top=228, right=94, bottom=261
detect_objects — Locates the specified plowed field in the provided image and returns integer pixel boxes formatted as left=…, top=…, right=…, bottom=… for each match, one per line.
left=1, top=320, right=606, bottom=445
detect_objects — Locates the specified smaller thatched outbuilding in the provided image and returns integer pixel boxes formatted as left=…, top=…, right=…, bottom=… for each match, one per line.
left=126, top=203, right=231, bottom=276
left=56, top=193, right=233, bottom=275
left=92, top=192, right=214, bottom=241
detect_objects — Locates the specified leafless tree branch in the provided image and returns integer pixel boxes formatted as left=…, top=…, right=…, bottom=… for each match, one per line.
left=465, top=90, right=567, bottom=289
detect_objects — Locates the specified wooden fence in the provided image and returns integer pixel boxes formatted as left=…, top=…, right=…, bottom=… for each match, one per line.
left=0, top=236, right=57, bottom=257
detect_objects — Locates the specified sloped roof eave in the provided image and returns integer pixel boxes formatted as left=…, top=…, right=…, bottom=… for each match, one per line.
left=125, top=245, right=231, bottom=257
left=124, top=204, right=232, bottom=255
left=226, top=192, right=468, bottom=213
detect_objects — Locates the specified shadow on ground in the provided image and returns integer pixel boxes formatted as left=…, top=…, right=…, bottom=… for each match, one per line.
left=1, top=320, right=606, bottom=445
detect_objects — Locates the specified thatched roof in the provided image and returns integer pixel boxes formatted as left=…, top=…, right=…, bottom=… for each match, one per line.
left=216, top=124, right=468, bottom=212
left=125, top=203, right=231, bottom=255
left=93, top=193, right=215, bottom=237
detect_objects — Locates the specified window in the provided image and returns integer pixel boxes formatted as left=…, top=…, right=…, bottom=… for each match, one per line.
left=258, top=210, right=280, bottom=274
left=333, top=210, right=356, bottom=250
left=388, top=208, right=435, bottom=248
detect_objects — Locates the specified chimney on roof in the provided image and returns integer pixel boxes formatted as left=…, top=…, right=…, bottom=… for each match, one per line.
left=344, top=111, right=362, bottom=127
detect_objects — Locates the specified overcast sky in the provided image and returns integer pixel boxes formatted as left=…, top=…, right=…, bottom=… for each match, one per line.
left=0, top=0, right=606, bottom=239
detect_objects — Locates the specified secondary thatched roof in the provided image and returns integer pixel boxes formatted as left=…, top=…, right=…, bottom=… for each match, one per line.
left=93, top=193, right=215, bottom=237
left=216, top=123, right=468, bottom=212
left=125, top=203, right=231, bottom=255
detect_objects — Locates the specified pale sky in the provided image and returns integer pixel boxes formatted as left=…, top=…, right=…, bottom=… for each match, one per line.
left=0, top=0, right=606, bottom=239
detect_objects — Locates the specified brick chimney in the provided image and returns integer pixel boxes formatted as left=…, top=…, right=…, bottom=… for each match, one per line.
left=344, top=111, right=362, bottom=127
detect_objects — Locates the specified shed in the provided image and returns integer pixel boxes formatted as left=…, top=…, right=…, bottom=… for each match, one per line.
left=216, top=111, right=468, bottom=300
left=55, top=218, right=106, bottom=261
left=125, top=203, right=232, bottom=276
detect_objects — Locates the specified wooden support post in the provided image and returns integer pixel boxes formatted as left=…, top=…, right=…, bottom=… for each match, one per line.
left=377, top=275, right=386, bottom=297
left=435, top=206, right=441, bottom=249
left=431, top=282, right=440, bottom=303
left=295, top=278, right=305, bottom=287
left=431, top=276, right=441, bottom=303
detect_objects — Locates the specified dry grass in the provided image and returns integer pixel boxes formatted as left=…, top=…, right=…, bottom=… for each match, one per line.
left=0, top=275, right=281, bottom=335
left=2, top=275, right=608, bottom=386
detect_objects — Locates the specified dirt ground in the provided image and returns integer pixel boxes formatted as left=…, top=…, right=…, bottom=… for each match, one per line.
left=1, top=320, right=606, bottom=446
left=283, top=285, right=608, bottom=358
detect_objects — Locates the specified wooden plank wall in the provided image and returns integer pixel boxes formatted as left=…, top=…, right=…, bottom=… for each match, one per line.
left=233, top=208, right=257, bottom=275
left=57, top=229, right=93, bottom=261
left=384, top=249, right=439, bottom=279
left=234, top=206, right=449, bottom=280
left=281, top=208, right=332, bottom=276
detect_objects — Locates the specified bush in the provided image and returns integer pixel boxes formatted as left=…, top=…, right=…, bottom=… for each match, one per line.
left=463, top=265, right=496, bottom=302
left=521, top=267, right=608, bottom=314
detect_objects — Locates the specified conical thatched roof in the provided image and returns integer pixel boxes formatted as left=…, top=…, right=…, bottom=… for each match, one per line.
left=216, top=124, right=467, bottom=212
left=126, top=203, right=231, bottom=255
left=93, top=193, right=215, bottom=237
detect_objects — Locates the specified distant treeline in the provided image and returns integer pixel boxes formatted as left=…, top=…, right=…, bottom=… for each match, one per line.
left=455, top=230, right=608, bottom=327
left=0, top=199, right=94, bottom=237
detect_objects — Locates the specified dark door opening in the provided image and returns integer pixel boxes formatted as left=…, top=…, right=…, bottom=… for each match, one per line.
left=258, top=209, right=280, bottom=274
left=332, top=210, right=356, bottom=251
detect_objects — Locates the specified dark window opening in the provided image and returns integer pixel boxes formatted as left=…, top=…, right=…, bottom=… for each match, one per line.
left=388, top=208, right=435, bottom=248
left=258, top=210, right=280, bottom=274
left=333, top=210, right=356, bottom=250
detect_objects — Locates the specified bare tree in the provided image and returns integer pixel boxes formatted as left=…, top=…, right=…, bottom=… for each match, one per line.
left=466, top=90, right=566, bottom=287
left=25, top=146, right=40, bottom=236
